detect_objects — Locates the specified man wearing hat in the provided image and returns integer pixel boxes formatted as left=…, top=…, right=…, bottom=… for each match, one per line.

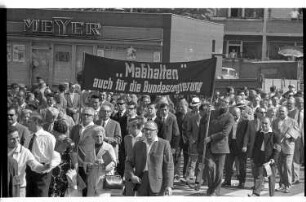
left=185, top=97, right=201, bottom=183
left=125, top=121, right=174, bottom=196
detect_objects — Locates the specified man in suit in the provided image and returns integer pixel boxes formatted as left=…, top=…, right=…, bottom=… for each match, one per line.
left=8, top=106, right=30, bottom=146
left=203, top=99, right=235, bottom=196
left=222, top=107, right=249, bottom=188
left=112, top=98, right=129, bottom=177
left=287, top=97, right=302, bottom=184
left=65, top=83, right=81, bottom=124
left=175, top=98, right=191, bottom=181
left=155, top=103, right=180, bottom=160
left=90, top=94, right=101, bottom=123
left=70, top=107, right=97, bottom=196
left=185, top=99, right=205, bottom=184
left=97, top=102, right=122, bottom=162
left=248, top=117, right=281, bottom=197
left=272, top=106, right=299, bottom=193
left=146, top=103, right=158, bottom=122
left=125, top=121, right=174, bottom=196
left=123, top=117, right=145, bottom=196
left=243, top=107, right=267, bottom=158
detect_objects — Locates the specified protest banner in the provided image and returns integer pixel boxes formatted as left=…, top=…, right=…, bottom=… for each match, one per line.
left=82, top=53, right=216, bottom=96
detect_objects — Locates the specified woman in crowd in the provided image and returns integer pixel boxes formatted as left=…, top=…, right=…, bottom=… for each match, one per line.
left=85, top=126, right=117, bottom=197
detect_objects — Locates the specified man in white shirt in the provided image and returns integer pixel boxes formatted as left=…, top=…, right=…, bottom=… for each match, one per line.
left=8, top=126, right=52, bottom=197
left=70, top=107, right=97, bottom=196
left=24, top=112, right=61, bottom=197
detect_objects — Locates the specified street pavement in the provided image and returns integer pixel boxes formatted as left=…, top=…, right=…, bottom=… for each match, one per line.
left=111, top=160, right=305, bottom=197
left=172, top=160, right=305, bottom=197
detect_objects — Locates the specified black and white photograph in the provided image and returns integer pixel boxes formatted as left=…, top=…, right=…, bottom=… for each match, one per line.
left=3, top=1, right=305, bottom=199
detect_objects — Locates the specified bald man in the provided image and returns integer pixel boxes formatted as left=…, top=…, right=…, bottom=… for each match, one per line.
left=272, top=106, right=299, bottom=193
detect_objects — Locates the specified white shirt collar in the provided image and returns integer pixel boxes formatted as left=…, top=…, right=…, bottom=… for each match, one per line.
left=260, top=127, right=273, bottom=134
left=12, top=122, right=17, bottom=126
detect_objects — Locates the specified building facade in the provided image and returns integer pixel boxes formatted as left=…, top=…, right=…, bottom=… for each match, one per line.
left=209, top=8, right=303, bottom=61
left=7, top=9, right=224, bottom=86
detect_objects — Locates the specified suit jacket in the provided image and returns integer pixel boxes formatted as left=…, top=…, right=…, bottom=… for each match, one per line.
left=70, top=124, right=97, bottom=167
left=186, top=113, right=202, bottom=155
left=112, top=111, right=128, bottom=151
left=125, top=138, right=174, bottom=194
left=252, top=131, right=281, bottom=165
left=208, top=110, right=234, bottom=154
left=243, top=119, right=262, bottom=158
left=65, top=92, right=81, bottom=122
left=124, top=134, right=145, bottom=163
left=197, top=113, right=209, bottom=156
left=96, top=119, right=122, bottom=159
left=123, top=134, right=145, bottom=196
left=14, top=122, right=30, bottom=146
left=175, top=111, right=188, bottom=146
left=156, top=112, right=180, bottom=150
left=272, top=117, right=300, bottom=154
left=8, top=156, right=20, bottom=197
left=228, top=119, right=249, bottom=154
left=288, top=108, right=299, bottom=122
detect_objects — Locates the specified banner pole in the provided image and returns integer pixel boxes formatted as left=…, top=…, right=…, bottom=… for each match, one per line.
left=196, top=56, right=217, bottom=187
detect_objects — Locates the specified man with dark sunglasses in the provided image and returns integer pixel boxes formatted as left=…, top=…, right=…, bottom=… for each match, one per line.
left=8, top=106, right=30, bottom=146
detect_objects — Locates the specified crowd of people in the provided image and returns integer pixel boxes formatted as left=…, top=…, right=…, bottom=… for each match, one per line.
left=7, top=76, right=304, bottom=197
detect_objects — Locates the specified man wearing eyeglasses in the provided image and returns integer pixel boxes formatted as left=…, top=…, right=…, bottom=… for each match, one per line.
left=125, top=121, right=174, bottom=196
left=98, top=102, right=122, bottom=163
left=8, top=106, right=31, bottom=146
left=70, top=107, right=97, bottom=196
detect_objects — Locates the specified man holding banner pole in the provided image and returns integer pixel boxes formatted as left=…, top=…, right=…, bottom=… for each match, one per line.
left=197, top=98, right=235, bottom=196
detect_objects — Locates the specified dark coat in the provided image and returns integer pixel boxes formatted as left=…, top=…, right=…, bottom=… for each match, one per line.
left=228, top=119, right=249, bottom=154
left=252, top=131, right=281, bottom=165
left=208, top=110, right=234, bottom=154
left=14, top=122, right=31, bottom=146
left=155, top=112, right=180, bottom=150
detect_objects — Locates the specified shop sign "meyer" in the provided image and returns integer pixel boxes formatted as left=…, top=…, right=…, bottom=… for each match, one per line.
left=23, top=17, right=102, bottom=37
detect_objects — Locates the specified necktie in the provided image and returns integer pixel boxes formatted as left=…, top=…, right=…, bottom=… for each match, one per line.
left=29, top=133, right=36, bottom=152
left=102, top=121, right=106, bottom=127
